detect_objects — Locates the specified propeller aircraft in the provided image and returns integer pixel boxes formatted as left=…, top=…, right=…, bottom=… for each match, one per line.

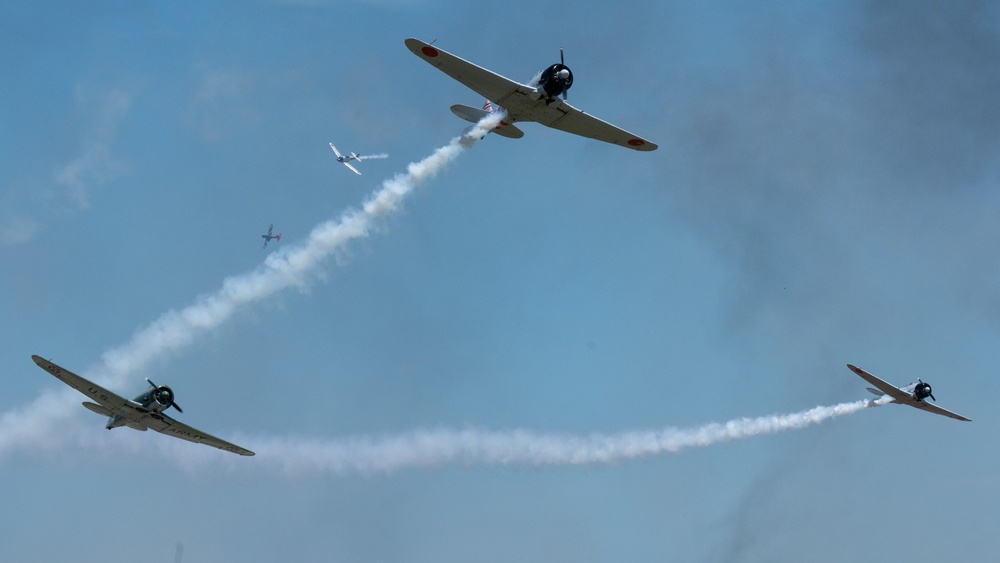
left=404, top=37, right=657, bottom=151
left=31, top=355, right=255, bottom=456
left=261, top=224, right=281, bottom=249
left=848, top=364, right=970, bottom=421
left=329, top=142, right=388, bottom=175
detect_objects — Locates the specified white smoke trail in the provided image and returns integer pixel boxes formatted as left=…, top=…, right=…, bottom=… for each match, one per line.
left=244, top=398, right=885, bottom=476
left=1, top=113, right=503, bottom=460
left=96, top=112, right=500, bottom=390
left=356, top=153, right=389, bottom=160
left=126, top=397, right=886, bottom=477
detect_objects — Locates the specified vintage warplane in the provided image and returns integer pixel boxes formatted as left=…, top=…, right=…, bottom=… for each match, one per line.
left=262, top=224, right=281, bottom=249
left=404, top=37, right=657, bottom=151
left=848, top=364, right=970, bottom=421
left=329, top=142, right=388, bottom=175
left=31, top=355, right=255, bottom=456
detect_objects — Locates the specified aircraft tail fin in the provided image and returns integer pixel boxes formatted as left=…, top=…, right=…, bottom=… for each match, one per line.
left=277, top=233, right=282, bottom=242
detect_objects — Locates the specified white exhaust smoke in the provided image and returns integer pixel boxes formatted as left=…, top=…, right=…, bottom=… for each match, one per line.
left=130, top=397, right=887, bottom=477
left=2, top=113, right=503, bottom=460
left=242, top=398, right=886, bottom=476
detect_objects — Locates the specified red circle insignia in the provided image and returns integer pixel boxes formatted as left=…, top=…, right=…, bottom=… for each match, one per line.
left=421, top=46, right=439, bottom=58
left=627, top=138, right=646, bottom=147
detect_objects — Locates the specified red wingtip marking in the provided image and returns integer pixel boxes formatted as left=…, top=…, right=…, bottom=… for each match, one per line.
left=627, top=138, right=646, bottom=147
left=421, top=46, right=439, bottom=58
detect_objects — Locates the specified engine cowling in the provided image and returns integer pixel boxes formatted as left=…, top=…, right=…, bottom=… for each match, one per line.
left=538, top=63, right=573, bottom=99
left=914, top=381, right=934, bottom=402
left=151, top=385, right=174, bottom=412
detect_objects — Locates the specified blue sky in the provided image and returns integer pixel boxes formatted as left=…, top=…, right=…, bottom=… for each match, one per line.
left=3, top=1, right=999, bottom=561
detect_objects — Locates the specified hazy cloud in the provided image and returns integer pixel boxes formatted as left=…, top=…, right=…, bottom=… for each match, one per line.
left=52, top=85, right=132, bottom=209
left=0, top=214, right=42, bottom=246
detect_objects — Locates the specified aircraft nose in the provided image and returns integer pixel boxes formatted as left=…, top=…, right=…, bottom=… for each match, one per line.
left=557, top=69, right=570, bottom=80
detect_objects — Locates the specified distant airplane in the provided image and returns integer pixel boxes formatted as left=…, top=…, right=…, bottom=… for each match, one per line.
left=329, top=142, right=388, bottom=175
left=404, top=37, right=657, bottom=151
left=848, top=364, right=971, bottom=421
left=31, top=355, right=255, bottom=456
left=262, top=224, right=281, bottom=249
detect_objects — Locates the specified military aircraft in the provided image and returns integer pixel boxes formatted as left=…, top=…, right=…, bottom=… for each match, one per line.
left=31, top=355, right=255, bottom=456
left=404, top=37, right=657, bottom=151
left=261, top=224, right=281, bottom=249
left=329, top=142, right=388, bottom=175
left=848, top=364, right=970, bottom=421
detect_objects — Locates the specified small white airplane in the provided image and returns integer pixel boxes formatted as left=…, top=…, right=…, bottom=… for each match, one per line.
left=404, top=37, right=657, bottom=151
left=31, top=355, right=255, bottom=456
left=848, top=364, right=970, bottom=421
left=329, top=142, right=388, bottom=175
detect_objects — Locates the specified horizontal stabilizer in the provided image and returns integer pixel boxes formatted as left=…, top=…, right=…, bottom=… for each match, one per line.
left=450, top=105, right=524, bottom=139
left=82, top=401, right=114, bottom=417
left=491, top=122, right=524, bottom=139
left=451, top=104, right=489, bottom=123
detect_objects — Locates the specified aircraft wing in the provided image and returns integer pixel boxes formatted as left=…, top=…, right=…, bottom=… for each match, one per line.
left=32, top=355, right=131, bottom=412
left=150, top=411, right=255, bottom=456
left=31, top=355, right=256, bottom=455
left=342, top=161, right=361, bottom=175
left=908, top=400, right=971, bottom=422
left=404, top=38, right=657, bottom=152
left=537, top=102, right=658, bottom=151
left=405, top=38, right=524, bottom=110
left=847, top=364, right=911, bottom=403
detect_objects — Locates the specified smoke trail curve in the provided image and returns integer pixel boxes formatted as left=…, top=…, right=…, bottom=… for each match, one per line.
left=1, top=113, right=504, bottom=460
left=247, top=398, right=885, bottom=476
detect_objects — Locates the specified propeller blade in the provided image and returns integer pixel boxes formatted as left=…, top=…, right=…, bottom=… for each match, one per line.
left=929, top=394, right=936, bottom=402
left=172, top=402, right=183, bottom=413
left=145, top=377, right=157, bottom=388
left=560, top=47, right=564, bottom=65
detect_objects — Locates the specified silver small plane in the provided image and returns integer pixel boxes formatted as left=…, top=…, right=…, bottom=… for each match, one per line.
left=405, top=37, right=657, bottom=151
left=848, top=364, right=970, bottom=421
left=31, top=355, right=255, bottom=456
left=261, top=223, right=282, bottom=249
left=329, top=142, right=388, bottom=175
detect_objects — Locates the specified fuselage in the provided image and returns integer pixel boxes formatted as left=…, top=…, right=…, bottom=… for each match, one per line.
left=105, top=385, right=172, bottom=430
